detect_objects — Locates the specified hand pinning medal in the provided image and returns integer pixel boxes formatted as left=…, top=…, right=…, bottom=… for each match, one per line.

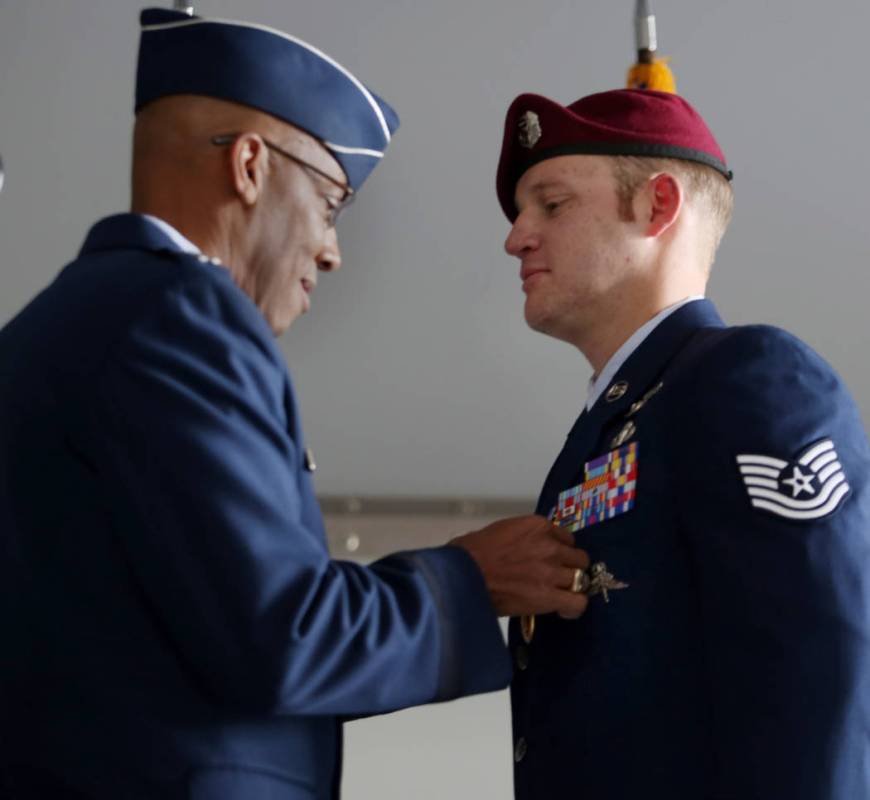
left=570, top=562, right=629, bottom=604
left=517, top=440, right=637, bottom=643
left=521, top=561, right=628, bottom=644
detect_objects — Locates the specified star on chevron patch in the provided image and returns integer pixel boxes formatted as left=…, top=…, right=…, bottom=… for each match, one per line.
left=736, top=438, right=851, bottom=521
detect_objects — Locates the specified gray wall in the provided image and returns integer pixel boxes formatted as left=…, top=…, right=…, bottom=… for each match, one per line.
left=1, top=1, right=868, bottom=501
left=2, top=2, right=869, bottom=797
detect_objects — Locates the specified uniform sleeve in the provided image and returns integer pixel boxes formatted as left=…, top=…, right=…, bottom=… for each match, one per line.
left=677, top=326, right=870, bottom=798
left=91, top=274, right=510, bottom=716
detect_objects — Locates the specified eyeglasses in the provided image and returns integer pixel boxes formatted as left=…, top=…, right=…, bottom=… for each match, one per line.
left=211, top=133, right=354, bottom=227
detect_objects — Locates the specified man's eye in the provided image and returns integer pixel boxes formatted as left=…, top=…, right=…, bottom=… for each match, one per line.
left=543, top=199, right=565, bottom=215
left=324, top=197, right=339, bottom=225
left=322, top=192, right=353, bottom=228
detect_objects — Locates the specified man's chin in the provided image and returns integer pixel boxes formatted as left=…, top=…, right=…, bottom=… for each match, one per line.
left=524, top=305, right=578, bottom=346
left=270, top=311, right=298, bottom=337
left=524, top=303, right=553, bottom=336
left=269, top=299, right=308, bottom=337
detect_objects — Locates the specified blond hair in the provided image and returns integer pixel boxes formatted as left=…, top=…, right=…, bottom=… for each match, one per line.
left=611, top=156, right=734, bottom=269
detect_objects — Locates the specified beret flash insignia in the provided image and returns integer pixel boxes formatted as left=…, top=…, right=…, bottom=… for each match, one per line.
left=518, top=111, right=542, bottom=149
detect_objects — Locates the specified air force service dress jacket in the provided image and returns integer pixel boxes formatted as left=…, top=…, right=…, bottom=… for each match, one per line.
left=509, top=299, right=870, bottom=800
left=0, top=214, right=511, bottom=800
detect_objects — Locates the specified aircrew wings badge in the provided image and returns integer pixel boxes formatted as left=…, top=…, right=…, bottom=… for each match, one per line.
left=736, top=438, right=850, bottom=521
left=550, top=443, right=638, bottom=532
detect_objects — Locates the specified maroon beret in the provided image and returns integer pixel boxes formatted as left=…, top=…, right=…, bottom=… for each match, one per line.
left=496, top=88, right=731, bottom=221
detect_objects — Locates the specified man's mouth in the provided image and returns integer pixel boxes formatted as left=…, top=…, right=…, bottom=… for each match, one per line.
left=520, top=265, right=548, bottom=291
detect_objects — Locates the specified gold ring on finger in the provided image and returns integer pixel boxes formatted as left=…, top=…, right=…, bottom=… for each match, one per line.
left=571, top=567, right=589, bottom=594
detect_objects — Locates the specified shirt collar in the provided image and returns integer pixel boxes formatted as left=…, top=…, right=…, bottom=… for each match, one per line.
left=586, top=296, right=705, bottom=411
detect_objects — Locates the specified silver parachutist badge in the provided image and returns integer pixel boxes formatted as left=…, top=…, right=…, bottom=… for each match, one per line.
left=587, top=562, right=629, bottom=603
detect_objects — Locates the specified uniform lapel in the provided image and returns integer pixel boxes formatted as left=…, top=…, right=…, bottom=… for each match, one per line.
left=536, top=300, right=725, bottom=515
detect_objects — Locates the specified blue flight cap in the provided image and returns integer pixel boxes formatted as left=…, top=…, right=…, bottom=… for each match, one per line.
left=135, top=8, right=399, bottom=192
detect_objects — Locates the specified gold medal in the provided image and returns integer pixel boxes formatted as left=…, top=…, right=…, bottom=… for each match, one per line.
left=520, top=614, right=535, bottom=644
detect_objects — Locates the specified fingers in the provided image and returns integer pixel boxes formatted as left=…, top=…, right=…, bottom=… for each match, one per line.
left=454, top=513, right=596, bottom=619
left=532, top=523, right=592, bottom=617
left=545, top=524, right=589, bottom=567
left=554, top=565, right=584, bottom=593
left=550, top=525, right=575, bottom=547
left=550, top=549, right=593, bottom=619
left=556, top=591, right=589, bottom=619
left=556, top=544, right=590, bottom=570
left=521, top=582, right=588, bottom=620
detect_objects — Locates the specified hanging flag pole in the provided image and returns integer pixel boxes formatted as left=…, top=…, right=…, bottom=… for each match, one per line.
left=627, top=0, right=676, bottom=93
left=635, top=0, right=657, bottom=62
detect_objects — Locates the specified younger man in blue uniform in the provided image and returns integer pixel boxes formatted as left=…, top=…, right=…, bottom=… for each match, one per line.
left=497, top=88, right=870, bottom=798
left=0, top=9, right=590, bottom=798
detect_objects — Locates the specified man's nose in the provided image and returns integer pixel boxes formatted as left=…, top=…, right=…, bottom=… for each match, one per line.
left=317, top=227, right=342, bottom=272
left=504, top=215, right=539, bottom=257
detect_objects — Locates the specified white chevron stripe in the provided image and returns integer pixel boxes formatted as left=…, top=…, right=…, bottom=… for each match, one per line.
left=737, top=454, right=788, bottom=469
left=799, top=439, right=834, bottom=466
left=751, top=483, right=850, bottom=520
left=747, top=472, right=846, bottom=510
left=739, top=465, right=782, bottom=478
left=742, top=477, right=779, bottom=489
left=809, top=450, right=838, bottom=472
left=817, top=461, right=843, bottom=483
left=323, top=141, right=384, bottom=158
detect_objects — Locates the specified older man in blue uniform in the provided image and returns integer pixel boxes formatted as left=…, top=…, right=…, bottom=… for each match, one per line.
left=497, top=88, right=870, bottom=798
left=0, top=9, right=591, bottom=799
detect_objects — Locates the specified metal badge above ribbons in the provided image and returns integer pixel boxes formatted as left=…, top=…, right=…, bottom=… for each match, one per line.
left=550, top=443, right=638, bottom=532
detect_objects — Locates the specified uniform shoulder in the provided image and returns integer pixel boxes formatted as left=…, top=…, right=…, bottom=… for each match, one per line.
left=109, top=251, right=280, bottom=366
left=680, top=323, right=839, bottom=391
left=672, top=322, right=866, bottom=459
left=95, top=251, right=289, bottom=411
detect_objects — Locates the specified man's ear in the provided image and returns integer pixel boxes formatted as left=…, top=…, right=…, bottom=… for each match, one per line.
left=229, top=133, right=268, bottom=206
left=644, top=173, right=683, bottom=237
